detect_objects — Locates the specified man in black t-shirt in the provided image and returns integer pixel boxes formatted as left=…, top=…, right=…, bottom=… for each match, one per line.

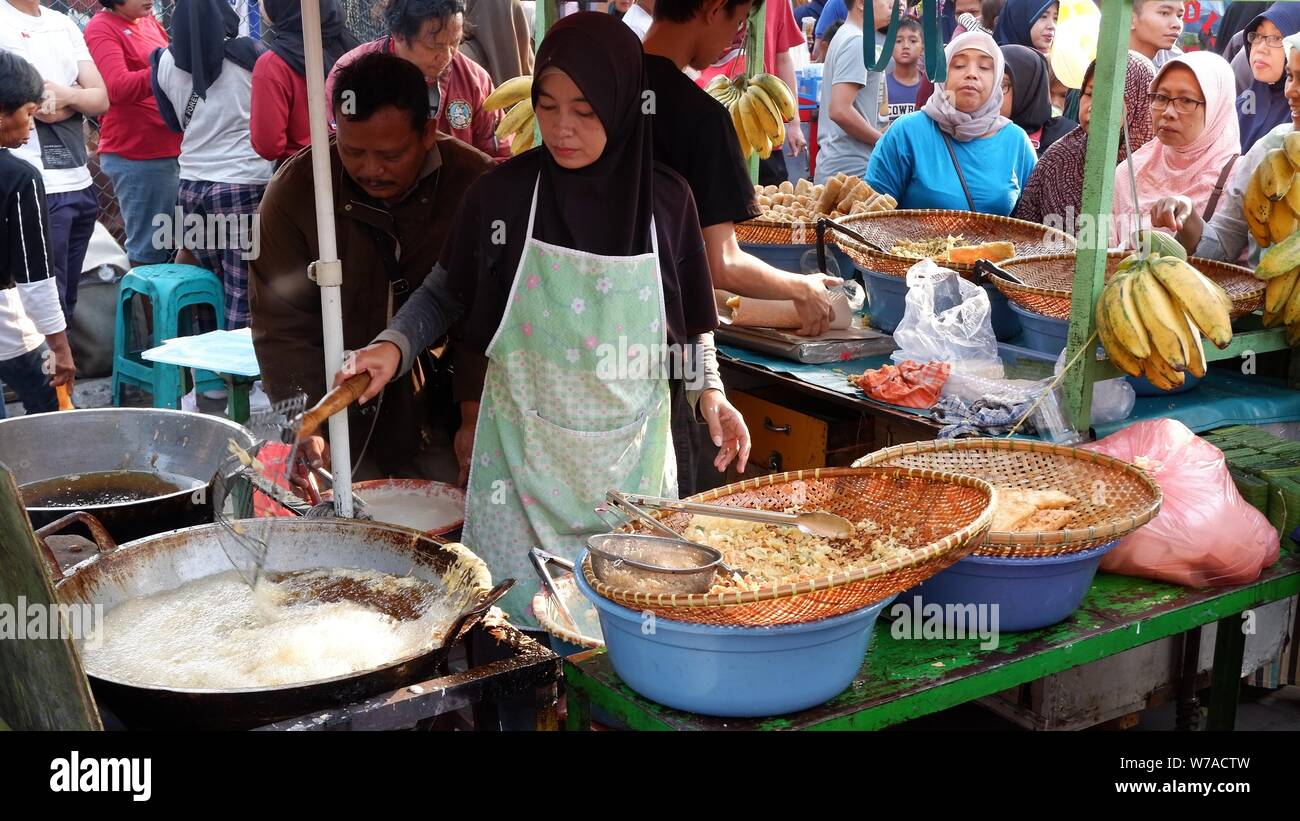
left=644, top=0, right=838, bottom=336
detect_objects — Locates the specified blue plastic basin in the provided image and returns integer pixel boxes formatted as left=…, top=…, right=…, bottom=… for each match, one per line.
left=575, top=559, right=894, bottom=717
left=1007, top=301, right=1069, bottom=356
left=864, top=270, right=1019, bottom=340
left=739, top=242, right=857, bottom=280
left=1125, top=372, right=1202, bottom=396
left=906, top=541, right=1119, bottom=632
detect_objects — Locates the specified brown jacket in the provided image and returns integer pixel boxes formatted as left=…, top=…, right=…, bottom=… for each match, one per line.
left=249, top=134, right=494, bottom=477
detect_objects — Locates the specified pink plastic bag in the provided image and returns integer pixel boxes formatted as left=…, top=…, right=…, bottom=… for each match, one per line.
left=1082, top=419, right=1279, bottom=587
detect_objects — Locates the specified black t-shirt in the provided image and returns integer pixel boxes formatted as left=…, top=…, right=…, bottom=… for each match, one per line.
left=0, top=150, right=53, bottom=289
left=644, top=55, right=761, bottom=229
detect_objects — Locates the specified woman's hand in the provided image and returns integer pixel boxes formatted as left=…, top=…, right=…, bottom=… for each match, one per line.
left=335, top=341, right=400, bottom=404
left=1149, top=196, right=1194, bottom=233
left=700, top=389, right=751, bottom=474
left=792, top=274, right=838, bottom=337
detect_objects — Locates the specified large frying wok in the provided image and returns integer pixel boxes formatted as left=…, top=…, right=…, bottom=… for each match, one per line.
left=0, top=408, right=257, bottom=543
left=52, top=517, right=505, bottom=730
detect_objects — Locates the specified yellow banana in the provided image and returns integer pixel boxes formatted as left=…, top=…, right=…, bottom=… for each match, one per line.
left=1285, top=269, right=1300, bottom=326
left=1099, top=273, right=1153, bottom=360
left=495, top=98, right=534, bottom=141
left=1270, top=200, right=1299, bottom=245
left=1255, top=228, right=1300, bottom=279
left=1096, top=310, right=1144, bottom=377
left=1264, top=268, right=1299, bottom=318
left=1144, top=347, right=1186, bottom=390
left=1260, top=148, right=1294, bottom=201
left=510, top=122, right=536, bottom=155
left=1288, top=319, right=1300, bottom=347
left=483, top=75, right=533, bottom=112
left=1285, top=130, right=1300, bottom=170
left=1148, top=256, right=1233, bottom=348
left=730, top=101, right=752, bottom=159
left=751, top=73, right=797, bottom=122
left=746, top=84, right=785, bottom=143
left=1182, top=312, right=1207, bottom=378
left=1131, top=270, right=1189, bottom=370
left=1245, top=170, right=1274, bottom=244
left=738, top=94, right=771, bottom=160
left=1286, top=178, right=1300, bottom=218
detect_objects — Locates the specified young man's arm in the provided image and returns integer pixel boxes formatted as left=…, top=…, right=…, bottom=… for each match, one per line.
left=39, top=60, right=110, bottom=119
left=828, top=81, right=882, bottom=144
left=703, top=223, right=837, bottom=336
left=7, top=176, right=74, bottom=385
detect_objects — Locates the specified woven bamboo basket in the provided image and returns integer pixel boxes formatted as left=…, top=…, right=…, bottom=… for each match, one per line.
left=582, top=466, right=995, bottom=627
left=831, top=210, right=1076, bottom=278
left=532, top=577, right=603, bottom=650
left=734, top=217, right=820, bottom=246
left=989, top=252, right=1264, bottom=320
left=853, top=438, right=1162, bottom=558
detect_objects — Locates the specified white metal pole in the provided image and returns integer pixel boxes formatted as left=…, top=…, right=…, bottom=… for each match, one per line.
left=300, top=0, right=354, bottom=517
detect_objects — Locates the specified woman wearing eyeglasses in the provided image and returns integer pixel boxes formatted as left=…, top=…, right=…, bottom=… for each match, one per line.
left=1236, top=5, right=1300, bottom=154
left=1150, top=34, right=1300, bottom=264
left=1110, top=51, right=1240, bottom=249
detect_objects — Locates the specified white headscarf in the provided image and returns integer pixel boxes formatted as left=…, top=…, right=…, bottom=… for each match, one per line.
left=922, top=31, right=1013, bottom=142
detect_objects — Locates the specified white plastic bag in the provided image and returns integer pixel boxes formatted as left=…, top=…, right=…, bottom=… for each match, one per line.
left=1053, top=349, right=1136, bottom=425
left=891, top=259, right=1004, bottom=378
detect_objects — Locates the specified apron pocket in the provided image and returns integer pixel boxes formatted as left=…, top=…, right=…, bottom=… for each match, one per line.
left=519, top=407, right=658, bottom=528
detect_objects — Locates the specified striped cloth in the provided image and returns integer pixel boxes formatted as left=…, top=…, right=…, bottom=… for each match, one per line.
left=177, top=179, right=266, bottom=329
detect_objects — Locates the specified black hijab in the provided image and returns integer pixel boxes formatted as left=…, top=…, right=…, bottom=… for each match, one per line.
left=529, top=12, right=653, bottom=257
left=170, top=0, right=264, bottom=100
left=1000, top=44, right=1052, bottom=134
left=264, top=0, right=359, bottom=78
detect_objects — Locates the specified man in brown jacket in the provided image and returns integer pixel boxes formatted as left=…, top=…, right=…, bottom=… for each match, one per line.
left=250, top=52, right=494, bottom=482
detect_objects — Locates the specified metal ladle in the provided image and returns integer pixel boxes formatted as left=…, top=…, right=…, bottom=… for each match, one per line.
left=619, top=492, right=856, bottom=540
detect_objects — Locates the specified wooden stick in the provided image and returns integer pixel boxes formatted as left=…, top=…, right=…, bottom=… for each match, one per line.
left=295, top=373, right=371, bottom=441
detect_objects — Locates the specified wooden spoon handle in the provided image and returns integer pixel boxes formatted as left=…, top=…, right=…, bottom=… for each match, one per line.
left=296, top=373, right=371, bottom=441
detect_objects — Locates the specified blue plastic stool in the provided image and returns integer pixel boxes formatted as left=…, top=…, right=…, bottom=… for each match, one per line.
left=111, top=264, right=225, bottom=408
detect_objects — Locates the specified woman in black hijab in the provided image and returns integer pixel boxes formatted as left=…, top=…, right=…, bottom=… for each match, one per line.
left=999, top=44, right=1076, bottom=156
left=344, top=12, right=750, bottom=619
left=169, top=0, right=263, bottom=102
left=251, top=0, right=358, bottom=162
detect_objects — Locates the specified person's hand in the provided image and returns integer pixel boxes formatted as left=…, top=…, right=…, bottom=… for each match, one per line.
left=336, top=341, right=400, bottom=404
left=41, top=81, right=80, bottom=111
left=455, top=401, right=479, bottom=487
left=785, top=120, right=807, bottom=157
left=44, top=333, right=76, bottom=389
left=290, top=435, right=331, bottom=500
left=700, top=389, right=751, bottom=474
left=1150, top=196, right=1194, bottom=233
left=791, top=274, right=837, bottom=336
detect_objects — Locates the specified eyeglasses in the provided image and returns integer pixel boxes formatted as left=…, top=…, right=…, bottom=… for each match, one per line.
left=1247, top=31, right=1286, bottom=49
left=1147, top=92, right=1205, bottom=114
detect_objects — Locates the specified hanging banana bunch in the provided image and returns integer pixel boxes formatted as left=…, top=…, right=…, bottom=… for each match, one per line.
left=705, top=73, right=798, bottom=162
left=484, top=75, right=537, bottom=156
left=1248, top=131, right=1300, bottom=346
left=1094, top=252, right=1233, bottom=391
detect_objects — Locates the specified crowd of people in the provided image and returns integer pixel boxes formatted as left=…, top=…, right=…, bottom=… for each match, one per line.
left=3, top=0, right=1300, bottom=617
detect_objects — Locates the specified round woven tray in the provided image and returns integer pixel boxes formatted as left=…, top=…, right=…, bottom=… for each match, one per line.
left=582, top=466, right=995, bottom=627
left=532, top=577, right=603, bottom=650
left=853, top=438, right=1162, bottom=558
left=831, top=210, right=1076, bottom=278
left=990, top=252, right=1264, bottom=320
left=735, top=218, right=820, bottom=246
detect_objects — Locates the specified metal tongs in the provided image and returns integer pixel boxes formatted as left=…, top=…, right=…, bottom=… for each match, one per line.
left=530, top=548, right=581, bottom=634
left=615, top=491, right=855, bottom=540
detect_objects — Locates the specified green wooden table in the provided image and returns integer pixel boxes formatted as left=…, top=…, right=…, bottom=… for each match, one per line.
left=563, top=556, right=1300, bottom=731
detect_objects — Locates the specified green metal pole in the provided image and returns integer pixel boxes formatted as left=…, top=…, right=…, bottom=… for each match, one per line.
left=746, top=5, right=767, bottom=184
left=535, top=0, right=556, bottom=49
left=1061, top=0, right=1132, bottom=435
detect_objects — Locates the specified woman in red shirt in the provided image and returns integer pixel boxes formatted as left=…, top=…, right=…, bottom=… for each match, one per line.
left=250, top=0, right=357, bottom=164
left=85, top=0, right=182, bottom=268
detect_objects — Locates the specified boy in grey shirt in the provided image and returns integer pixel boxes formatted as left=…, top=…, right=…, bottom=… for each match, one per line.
left=815, top=0, right=895, bottom=182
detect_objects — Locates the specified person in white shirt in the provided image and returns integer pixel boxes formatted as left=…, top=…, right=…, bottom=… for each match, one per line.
left=1130, top=0, right=1185, bottom=69
left=0, top=0, right=109, bottom=325
left=151, top=0, right=274, bottom=331
left=623, top=0, right=654, bottom=40
left=0, top=52, right=77, bottom=416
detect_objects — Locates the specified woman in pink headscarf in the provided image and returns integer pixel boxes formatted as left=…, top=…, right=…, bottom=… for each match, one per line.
left=1110, top=51, right=1241, bottom=248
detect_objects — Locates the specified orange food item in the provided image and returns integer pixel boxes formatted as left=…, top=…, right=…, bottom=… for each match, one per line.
left=943, top=241, right=1016, bottom=265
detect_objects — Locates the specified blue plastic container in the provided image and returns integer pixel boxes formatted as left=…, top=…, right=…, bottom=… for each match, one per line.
left=906, top=541, right=1119, bottom=632
left=739, top=242, right=857, bottom=280
left=1007, top=301, right=1069, bottom=356
left=863, top=270, right=1019, bottom=340
left=1125, top=372, right=1202, bottom=396
left=575, top=561, right=895, bottom=717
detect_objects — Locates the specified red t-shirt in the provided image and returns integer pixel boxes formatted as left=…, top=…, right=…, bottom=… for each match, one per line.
left=250, top=50, right=311, bottom=163
left=326, top=39, right=507, bottom=161
left=695, top=1, right=806, bottom=87
left=84, top=10, right=181, bottom=160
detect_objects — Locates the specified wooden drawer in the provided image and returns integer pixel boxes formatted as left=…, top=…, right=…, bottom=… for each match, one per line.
left=729, top=390, right=828, bottom=473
